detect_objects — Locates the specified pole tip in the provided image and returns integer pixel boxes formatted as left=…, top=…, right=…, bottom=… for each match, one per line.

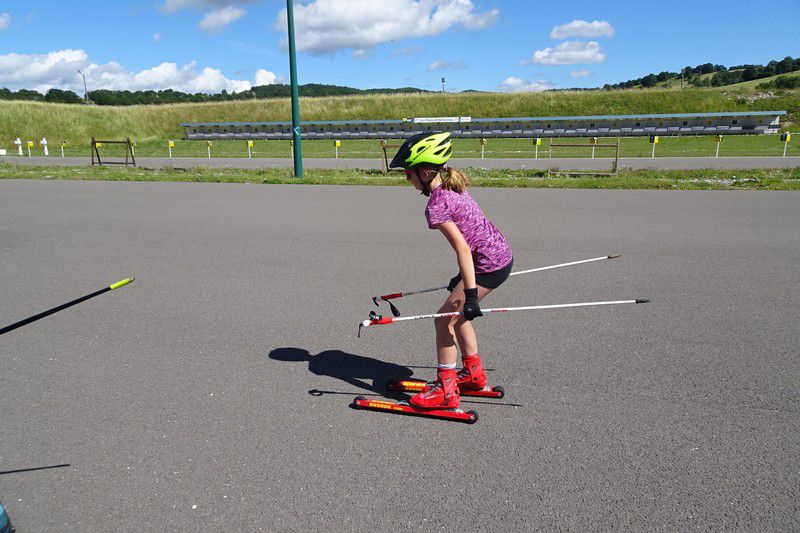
left=110, top=277, right=135, bottom=290
left=635, top=298, right=650, bottom=304
left=608, top=254, right=621, bottom=259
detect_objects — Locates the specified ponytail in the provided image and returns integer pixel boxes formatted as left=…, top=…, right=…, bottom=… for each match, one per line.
left=440, top=166, right=469, bottom=193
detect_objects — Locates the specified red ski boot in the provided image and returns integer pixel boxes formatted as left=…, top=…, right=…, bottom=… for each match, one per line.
left=457, top=354, right=487, bottom=391
left=409, top=368, right=460, bottom=410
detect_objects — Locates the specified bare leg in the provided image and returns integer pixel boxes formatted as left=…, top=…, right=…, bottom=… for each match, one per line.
left=435, top=281, right=493, bottom=365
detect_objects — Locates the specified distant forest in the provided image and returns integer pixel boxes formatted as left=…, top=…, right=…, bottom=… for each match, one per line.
left=603, top=55, right=800, bottom=89
left=0, top=83, right=430, bottom=106
left=2, top=55, right=798, bottom=106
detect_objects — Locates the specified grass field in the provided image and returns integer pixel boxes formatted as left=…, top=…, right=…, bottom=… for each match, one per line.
left=726, top=70, right=800, bottom=90
left=23, top=133, right=798, bottom=159
left=2, top=87, right=798, bottom=154
left=2, top=162, right=798, bottom=190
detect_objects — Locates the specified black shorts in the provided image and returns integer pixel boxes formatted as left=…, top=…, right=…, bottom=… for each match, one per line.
left=452, top=258, right=514, bottom=290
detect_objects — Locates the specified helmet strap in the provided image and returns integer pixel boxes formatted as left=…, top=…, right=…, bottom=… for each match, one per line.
left=419, top=167, right=443, bottom=197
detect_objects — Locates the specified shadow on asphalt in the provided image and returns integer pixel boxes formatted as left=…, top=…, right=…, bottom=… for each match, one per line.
left=268, top=348, right=522, bottom=407
left=268, top=347, right=413, bottom=401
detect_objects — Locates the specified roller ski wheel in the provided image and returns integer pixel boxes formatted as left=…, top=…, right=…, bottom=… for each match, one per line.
left=351, top=396, right=478, bottom=424
left=388, top=378, right=505, bottom=399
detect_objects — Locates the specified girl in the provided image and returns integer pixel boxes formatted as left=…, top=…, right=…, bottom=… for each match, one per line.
left=389, top=132, right=514, bottom=410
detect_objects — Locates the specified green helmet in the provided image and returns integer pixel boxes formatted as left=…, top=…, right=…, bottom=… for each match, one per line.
left=389, top=131, right=452, bottom=169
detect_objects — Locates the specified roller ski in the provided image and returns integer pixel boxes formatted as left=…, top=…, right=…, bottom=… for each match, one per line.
left=387, top=354, right=505, bottom=398
left=352, top=368, right=478, bottom=424
left=350, top=397, right=478, bottom=424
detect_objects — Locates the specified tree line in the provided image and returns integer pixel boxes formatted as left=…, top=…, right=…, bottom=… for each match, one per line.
left=603, top=56, right=799, bottom=90
left=0, top=83, right=430, bottom=106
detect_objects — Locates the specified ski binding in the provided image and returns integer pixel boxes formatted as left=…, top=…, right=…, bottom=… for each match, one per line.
left=387, top=378, right=505, bottom=399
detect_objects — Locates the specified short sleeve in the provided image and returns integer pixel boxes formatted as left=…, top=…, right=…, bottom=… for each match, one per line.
left=425, top=198, right=451, bottom=228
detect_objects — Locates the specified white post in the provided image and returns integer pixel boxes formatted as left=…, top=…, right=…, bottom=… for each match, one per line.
left=207, top=144, right=211, bottom=159
left=784, top=141, right=789, bottom=157
left=27, top=143, right=31, bottom=157
left=15, top=138, right=22, bottom=156
left=131, top=145, right=135, bottom=156
left=481, top=143, right=485, bottom=159
left=591, top=146, right=595, bottom=159
left=535, top=143, right=538, bottom=159
left=168, top=144, right=173, bottom=158
left=248, top=144, right=252, bottom=159
left=335, top=142, right=339, bottom=159
left=40, top=138, right=48, bottom=156
left=715, top=141, right=720, bottom=158
left=651, top=143, right=656, bottom=159
left=60, top=144, right=65, bottom=158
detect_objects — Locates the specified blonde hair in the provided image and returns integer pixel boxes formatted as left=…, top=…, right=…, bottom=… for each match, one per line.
left=440, top=166, right=469, bottom=193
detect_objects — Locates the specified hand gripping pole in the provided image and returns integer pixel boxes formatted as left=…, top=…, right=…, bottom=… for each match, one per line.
left=358, top=298, right=649, bottom=337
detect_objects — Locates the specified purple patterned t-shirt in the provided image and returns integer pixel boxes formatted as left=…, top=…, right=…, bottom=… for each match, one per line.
left=425, top=184, right=513, bottom=273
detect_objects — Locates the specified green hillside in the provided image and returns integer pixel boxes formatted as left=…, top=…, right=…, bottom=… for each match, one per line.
left=1, top=88, right=797, bottom=150
left=728, top=70, right=800, bottom=90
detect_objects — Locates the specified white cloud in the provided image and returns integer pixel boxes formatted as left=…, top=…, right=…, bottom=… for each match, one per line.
left=550, top=20, right=614, bottom=40
left=254, top=68, right=277, bottom=85
left=352, top=48, right=371, bottom=59
left=498, top=76, right=553, bottom=93
left=153, top=33, right=162, bottom=42
left=570, top=69, right=591, bottom=78
left=274, top=0, right=499, bottom=54
left=427, top=59, right=466, bottom=71
left=521, top=41, right=606, bottom=66
left=0, top=13, right=10, bottom=30
left=0, top=49, right=277, bottom=93
left=198, top=5, right=245, bottom=32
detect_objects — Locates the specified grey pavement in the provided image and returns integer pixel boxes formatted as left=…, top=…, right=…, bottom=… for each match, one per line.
left=3, top=154, right=800, bottom=170
left=0, top=179, right=798, bottom=531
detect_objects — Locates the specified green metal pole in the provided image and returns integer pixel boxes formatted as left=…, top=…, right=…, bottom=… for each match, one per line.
left=286, top=0, right=303, bottom=177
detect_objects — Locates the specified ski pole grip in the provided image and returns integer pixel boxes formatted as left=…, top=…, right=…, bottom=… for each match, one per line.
left=380, top=293, right=403, bottom=301
left=371, top=316, right=395, bottom=325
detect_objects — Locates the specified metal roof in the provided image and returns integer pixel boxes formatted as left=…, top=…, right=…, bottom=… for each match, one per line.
left=180, top=111, right=786, bottom=128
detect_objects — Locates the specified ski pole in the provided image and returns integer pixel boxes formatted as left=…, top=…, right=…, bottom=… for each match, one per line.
left=372, top=254, right=620, bottom=316
left=358, top=298, right=649, bottom=337
left=0, top=278, right=135, bottom=336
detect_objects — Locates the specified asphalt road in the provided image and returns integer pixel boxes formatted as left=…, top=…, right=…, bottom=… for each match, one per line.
left=3, top=154, right=800, bottom=170
left=1, top=180, right=798, bottom=531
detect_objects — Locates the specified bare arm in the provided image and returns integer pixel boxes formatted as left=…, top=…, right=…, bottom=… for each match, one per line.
left=436, top=221, right=476, bottom=290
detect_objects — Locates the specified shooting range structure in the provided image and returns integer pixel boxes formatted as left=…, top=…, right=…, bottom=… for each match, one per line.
left=180, top=111, right=786, bottom=142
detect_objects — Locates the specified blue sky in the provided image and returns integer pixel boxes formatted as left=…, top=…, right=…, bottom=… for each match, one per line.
left=0, top=0, right=797, bottom=94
